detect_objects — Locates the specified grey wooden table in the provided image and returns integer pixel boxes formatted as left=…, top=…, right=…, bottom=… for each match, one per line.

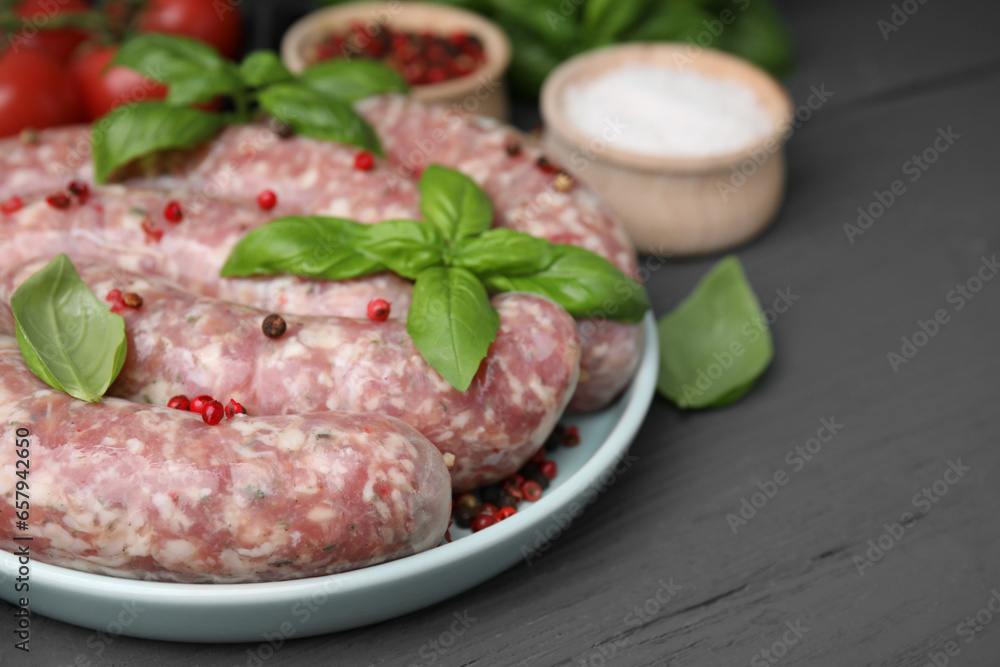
left=3, top=0, right=999, bottom=665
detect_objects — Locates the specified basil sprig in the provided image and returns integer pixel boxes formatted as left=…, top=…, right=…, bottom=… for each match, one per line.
left=222, top=165, right=650, bottom=391
left=656, top=256, right=774, bottom=409
left=10, top=255, right=127, bottom=403
left=93, top=35, right=408, bottom=183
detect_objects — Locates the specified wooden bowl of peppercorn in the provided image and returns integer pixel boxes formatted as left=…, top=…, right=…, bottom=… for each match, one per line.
left=281, top=1, right=512, bottom=121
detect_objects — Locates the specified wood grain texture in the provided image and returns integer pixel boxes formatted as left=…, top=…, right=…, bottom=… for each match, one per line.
left=3, top=0, right=1000, bottom=665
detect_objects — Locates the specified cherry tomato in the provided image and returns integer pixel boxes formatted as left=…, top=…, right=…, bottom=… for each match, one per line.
left=138, top=0, right=243, bottom=60
left=2, top=0, right=91, bottom=64
left=0, top=49, right=83, bottom=138
left=70, top=44, right=168, bottom=120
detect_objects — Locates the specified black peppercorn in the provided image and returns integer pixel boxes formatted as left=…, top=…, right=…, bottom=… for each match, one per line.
left=262, top=313, right=287, bottom=338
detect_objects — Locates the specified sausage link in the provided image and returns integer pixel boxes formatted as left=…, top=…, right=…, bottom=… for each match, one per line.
left=0, top=260, right=581, bottom=491
left=0, top=336, right=451, bottom=583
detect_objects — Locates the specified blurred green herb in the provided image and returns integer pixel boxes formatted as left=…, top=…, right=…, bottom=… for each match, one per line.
left=93, top=35, right=408, bottom=183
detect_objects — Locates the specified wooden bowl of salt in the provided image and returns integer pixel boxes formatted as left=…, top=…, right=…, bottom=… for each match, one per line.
left=540, top=43, right=793, bottom=256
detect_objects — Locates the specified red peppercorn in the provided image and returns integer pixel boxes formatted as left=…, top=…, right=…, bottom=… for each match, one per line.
left=46, top=193, right=71, bottom=209
left=224, top=398, right=246, bottom=419
left=105, top=289, right=126, bottom=313
left=503, top=474, right=525, bottom=490
left=257, top=190, right=277, bottom=210
left=202, top=400, right=225, bottom=425
left=540, top=460, right=558, bottom=480
left=167, top=395, right=191, bottom=411
left=141, top=218, right=163, bottom=243
left=478, top=502, right=498, bottom=517
left=496, top=506, right=516, bottom=521
left=367, top=298, right=390, bottom=322
left=470, top=514, right=496, bottom=532
left=521, top=480, right=543, bottom=502
left=0, top=196, right=22, bottom=214
left=425, top=66, right=447, bottom=83
left=354, top=150, right=375, bottom=171
left=68, top=181, right=89, bottom=203
left=562, top=425, right=580, bottom=446
left=164, top=201, right=183, bottom=223
left=530, top=447, right=547, bottom=465
left=536, top=156, right=560, bottom=174
left=189, top=394, right=214, bottom=416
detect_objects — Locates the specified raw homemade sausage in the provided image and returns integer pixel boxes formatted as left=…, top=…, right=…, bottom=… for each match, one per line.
left=0, top=260, right=582, bottom=491
left=0, top=335, right=451, bottom=583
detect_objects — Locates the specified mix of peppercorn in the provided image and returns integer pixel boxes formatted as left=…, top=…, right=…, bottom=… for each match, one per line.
left=307, top=24, right=487, bottom=86
left=447, top=424, right=580, bottom=538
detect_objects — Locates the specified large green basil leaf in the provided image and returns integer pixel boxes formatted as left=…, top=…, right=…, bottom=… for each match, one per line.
left=257, top=82, right=382, bottom=154
left=220, top=216, right=386, bottom=279
left=10, top=255, right=127, bottom=403
left=482, top=244, right=649, bottom=323
left=656, top=256, right=774, bottom=409
left=300, top=60, right=409, bottom=104
left=450, top=228, right=555, bottom=276
left=355, top=220, right=445, bottom=280
left=113, top=33, right=244, bottom=106
left=239, top=50, right=294, bottom=88
left=92, top=103, right=225, bottom=183
left=418, top=165, right=494, bottom=241
left=407, top=267, right=499, bottom=392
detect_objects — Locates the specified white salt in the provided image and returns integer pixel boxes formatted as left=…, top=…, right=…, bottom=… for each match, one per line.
left=563, top=64, right=774, bottom=157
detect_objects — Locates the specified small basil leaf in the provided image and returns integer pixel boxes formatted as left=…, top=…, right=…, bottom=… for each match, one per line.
left=165, top=67, right=244, bottom=106
left=656, top=256, right=774, bottom=410
left=239, top=50, right=294, bottom=88
left=10, top=254, right=127, bottom=403
left=299, top=59, right=408, bottom=103
left=92, top=103, right=225, bottom=183
left=355, top=220, right=445, bottom=280
left=407, top=267, right=499, bottom=392
left=221, top=216, right=385, bottom=279
left=114, top=33, right=243, bottom=101
left=482, top=244, right=649, bottom=323
left=419, top=165, right=493, bottom=241
left=257, top=83, right=382, bottom=154
left=450, top=228, right=555, bottom=276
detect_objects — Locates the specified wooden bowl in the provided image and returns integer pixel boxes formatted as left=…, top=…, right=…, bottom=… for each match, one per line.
left=540, top=43, right=794, bottom=256
left=281, top=1, right=512, bottom=121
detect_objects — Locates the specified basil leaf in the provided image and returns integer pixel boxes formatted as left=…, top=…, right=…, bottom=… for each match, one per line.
left=300, top=60, right=408, bottom=104
left=92, top=103, right=225, bottom=183
left=355, top=220, right=445, bottom=280
left=10, top=254, right=127, bottom=403
left=450, top=228, right=555, bottom=276
left=239, top=50, right=294, bottom=88
left=113, top=33, right=244, bottom=104
left=582, top=0, right=649, bottom=44
left=407, top=267, right=499, bottom=392
left=717, top=0, right=797, bottom=78
left=656, top=256, right=774, bottom=410
left=165, top=68, right=245, bottom=106
left=482, top=244, right=649, bottom=323
left=419, top=165, right=493, bottom=241
left=258, top=83, right=382, bottom=154
left=221, top=216, right=385, bottom=280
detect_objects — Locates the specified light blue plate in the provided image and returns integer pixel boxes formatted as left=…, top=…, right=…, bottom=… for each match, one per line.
left=0, top=314, right=658, bottom=643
